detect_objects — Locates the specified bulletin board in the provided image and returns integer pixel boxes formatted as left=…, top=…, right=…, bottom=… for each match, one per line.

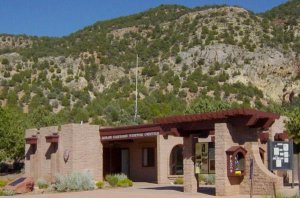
left=268, top=141, right=293, bottom=170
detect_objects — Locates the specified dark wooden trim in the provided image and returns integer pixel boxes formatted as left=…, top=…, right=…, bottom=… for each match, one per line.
left=45, top=134, right=59, bottom=143
left=153, top=108, right=279, bottom=125
left=25, top=137, right=37, bottom=145
left=274, top=132, right=289, bottom=141
left=25, top=136, right=37, bottom=145
left=226, top=146, right=247, bottom=177
left=99, top=108, right=279, bottom=139
left=259, top=132, right=269, bottom=143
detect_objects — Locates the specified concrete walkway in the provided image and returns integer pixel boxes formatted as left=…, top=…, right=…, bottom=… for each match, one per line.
left=14, top=183, right=299, bottom=198
left=18, top=183, right=215, bottom=198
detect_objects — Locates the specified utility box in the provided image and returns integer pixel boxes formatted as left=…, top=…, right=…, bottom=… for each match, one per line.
left=226, top=146, right=247, bottom=177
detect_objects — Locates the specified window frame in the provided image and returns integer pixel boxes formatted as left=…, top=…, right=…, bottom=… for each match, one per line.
left=142, top=147, right=155, bottom=167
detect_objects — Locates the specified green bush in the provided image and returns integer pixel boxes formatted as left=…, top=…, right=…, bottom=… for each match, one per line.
left=206, top=174, right=215, bottom=185
left=0, top=189, right=16, bottom=196
left=116, top=178, right=133, bottom=187
left=1, top=58, right=9, bottom=65
left=198, top=174, right=215, bottom=185
left=105, top=173, right=133, bottom=187
left=199, top=174, right=206, bottom=182
left=105, top=175, right=118, bottom=187
left=0, top=180, right=7, bottom=187
left=54, top=171, right=95, bottom=192
left=36, top=178, right=48, bottom=189
left=96, top=181, right=104, bottom=189
left=174, top=177, right=183, bottom=184
left=175, top=56, right=182, bottom=64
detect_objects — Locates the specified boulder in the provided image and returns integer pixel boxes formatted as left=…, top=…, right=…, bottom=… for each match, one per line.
left=4, top=177, right=34, bottom=194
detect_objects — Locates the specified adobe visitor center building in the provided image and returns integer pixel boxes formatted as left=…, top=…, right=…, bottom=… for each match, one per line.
left=24, top=108, right=298, bottom=196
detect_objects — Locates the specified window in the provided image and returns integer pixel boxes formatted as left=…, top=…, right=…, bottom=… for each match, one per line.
left=235, top=152, right=245, bottom=171
left=170, top=145, right=183, bottom=175
left=142, top=148, right=155, bottom=167
left=195, top=142, right=215, bottom=174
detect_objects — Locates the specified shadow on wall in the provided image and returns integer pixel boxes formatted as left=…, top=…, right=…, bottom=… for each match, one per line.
left=45, top=143, right=58, bottom=160
left=228, top=123, right=258, bottom=145
left=25, top=145, right=36, bottom=161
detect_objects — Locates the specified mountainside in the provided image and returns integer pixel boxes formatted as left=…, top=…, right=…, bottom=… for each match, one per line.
left=0, top=2, right=300, bottom=126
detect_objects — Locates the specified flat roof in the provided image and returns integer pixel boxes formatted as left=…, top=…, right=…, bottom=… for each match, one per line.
left=99, top=108, right=280, bottom=140
left=153, top=108, right=279, bottom=125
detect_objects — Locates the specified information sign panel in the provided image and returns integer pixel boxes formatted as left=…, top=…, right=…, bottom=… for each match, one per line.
left=268, top=141, right=293, bottom=170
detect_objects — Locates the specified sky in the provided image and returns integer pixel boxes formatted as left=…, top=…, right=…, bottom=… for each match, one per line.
left=0, top=0, right=288, bottom=37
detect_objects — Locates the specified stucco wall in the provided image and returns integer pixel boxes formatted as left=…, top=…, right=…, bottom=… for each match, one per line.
left=215, top=123, right=283, bottom=196
left=25, top=129, right=39, bottom=180
left=157, top=135, right=183, bottom=184
left=25, top=124, right=102, bottom=182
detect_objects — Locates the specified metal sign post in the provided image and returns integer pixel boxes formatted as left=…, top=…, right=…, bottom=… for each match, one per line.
left=250, top=158, right=253, bottom=198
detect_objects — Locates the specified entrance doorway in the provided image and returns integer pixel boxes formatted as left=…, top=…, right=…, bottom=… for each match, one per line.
left=121, top=149, right=129, bottom=176
left=103, top=146, right=130, bottom=177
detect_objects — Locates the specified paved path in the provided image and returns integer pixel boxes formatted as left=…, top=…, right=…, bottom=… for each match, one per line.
left=18, top=183, right=215, bottom=198
left=14, top=183, right=299, bottom=198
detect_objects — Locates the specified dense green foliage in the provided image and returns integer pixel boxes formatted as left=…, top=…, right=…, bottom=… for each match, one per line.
left=263, top=0, right=300, bottom=23
left=0, top=107, right=27, bottom=161
left=286, top=108, right=300, bottom=143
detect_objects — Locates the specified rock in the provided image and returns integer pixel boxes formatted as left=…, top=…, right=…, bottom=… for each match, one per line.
left=4, top=177, right=34, bottom=194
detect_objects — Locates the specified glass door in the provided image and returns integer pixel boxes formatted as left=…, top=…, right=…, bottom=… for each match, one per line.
left=121, top=149, right=129, bottom=176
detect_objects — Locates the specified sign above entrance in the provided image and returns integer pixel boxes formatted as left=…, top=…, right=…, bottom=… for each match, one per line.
left=101, top=131, right=160, bottom=141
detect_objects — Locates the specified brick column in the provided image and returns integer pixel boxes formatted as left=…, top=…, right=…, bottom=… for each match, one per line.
left=157, top=135, right=163, bottom=184
left=183, top=135, right=197, bottom=193
left=215, top=123, right=240, bottom=196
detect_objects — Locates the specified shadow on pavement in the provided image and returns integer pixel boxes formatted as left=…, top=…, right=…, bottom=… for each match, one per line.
left=140, top=185, right=216, bottom=196
left=141, top=186, right=183, bottom=192
left=198, top=186, right=215, bottom=196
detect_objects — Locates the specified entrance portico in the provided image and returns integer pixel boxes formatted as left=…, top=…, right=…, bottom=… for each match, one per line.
left=24, top=108, right=288, bottom=196
left=100, top=108, right=284, bottom=196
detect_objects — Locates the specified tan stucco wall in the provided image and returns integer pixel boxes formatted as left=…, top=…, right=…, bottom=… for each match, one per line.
left=157, top=135, right=183, bottom=184
left=25, top=124, right=102, bottom=182
left=215, top=122, right=283, bottom=196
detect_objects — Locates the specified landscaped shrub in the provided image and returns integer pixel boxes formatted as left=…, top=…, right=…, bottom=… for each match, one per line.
left=116, top=178, right=133, bottom=187
left=206, top=174, right=215, bottom=185
left=174, top=177, right=183, bottom=184
left=95, top=181, right=104, bottom=189
left=36, top=178, right=48, bottom=189
left=0, top=189, right=16, bottom=196
left=105, top=173, right=133, bottom=187
left=105, top=175, right=118, bottom=187
left=0, top=180, right=7, bottom=187
left=198, top=174, right=215, bottom=185
left=54, top=171, right=95, bottom=192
